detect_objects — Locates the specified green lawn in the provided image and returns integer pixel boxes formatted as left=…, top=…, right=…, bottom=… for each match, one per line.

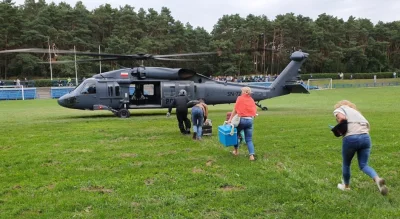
left=0, top=87, right=399, bottom=218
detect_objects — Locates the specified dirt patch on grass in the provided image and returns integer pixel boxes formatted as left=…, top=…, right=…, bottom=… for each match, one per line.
left=47, top=184, right=55, bottom=190
left=276, top=162, right=286, bottom=171
left=13, top=185, right=22, bottom=189
left=218, top=184, right=245, bottom=192
left=109, top=137, right=129, bottom=143
left=131, top=202, right=141, bottom=207
left=192, top=167, right=204, bottom=173
left=41, top=160, right=61, bottom=167
left=145, top=178, right=155, bottom=186
left=81, top=186, right=113, bottom=193
left=121, top=153, right=138, bottom=158
left=206, top=160, right=214, bottom=166
left=147, top=136, right=159, bottom=140
left=204, top=210, right=221, bottom=218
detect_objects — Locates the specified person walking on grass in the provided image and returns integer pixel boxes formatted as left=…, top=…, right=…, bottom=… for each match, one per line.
left=167, top=89, right=191, bottom=135
left=333, top=100, right=388, bottom=195
left=227, top=87, right=257, bottom=161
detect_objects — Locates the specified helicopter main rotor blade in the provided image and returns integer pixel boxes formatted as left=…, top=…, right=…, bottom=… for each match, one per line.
left=38, top=57, right=120, bottom=64
left=154, top=51, right=218, bottom=58
left=154, top=57, right=198, bottom=61
left=0, top=48, right=140, bottom=58
left=0, top=47, right=279, bottom=63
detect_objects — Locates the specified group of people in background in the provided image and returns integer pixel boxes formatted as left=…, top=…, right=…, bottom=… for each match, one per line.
left=211, top=74, right=278, bottom=83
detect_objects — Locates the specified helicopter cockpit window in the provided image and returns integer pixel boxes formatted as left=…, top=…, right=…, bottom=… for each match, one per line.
left=81, top=82, right=96, bottom=94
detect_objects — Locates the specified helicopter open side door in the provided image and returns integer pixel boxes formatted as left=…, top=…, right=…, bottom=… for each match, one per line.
left=128, top=82, right=162, bottom=108
left=161, top=81, right=194, bottom=107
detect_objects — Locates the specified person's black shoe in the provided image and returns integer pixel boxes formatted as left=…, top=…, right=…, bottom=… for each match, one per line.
left=186, top=130, right=191, bottom=134
left=192, top=132, right=197, bottom=140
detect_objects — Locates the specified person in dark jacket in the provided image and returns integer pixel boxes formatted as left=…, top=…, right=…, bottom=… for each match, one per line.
left=167, top=89, right=191, bottom=134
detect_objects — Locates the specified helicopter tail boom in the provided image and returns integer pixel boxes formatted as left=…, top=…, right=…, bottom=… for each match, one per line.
left=269, top=51, right=309, bottom=95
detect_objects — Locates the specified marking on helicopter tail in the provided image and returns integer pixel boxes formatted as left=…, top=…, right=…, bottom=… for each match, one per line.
left=121, top=72, right=129, bottom=78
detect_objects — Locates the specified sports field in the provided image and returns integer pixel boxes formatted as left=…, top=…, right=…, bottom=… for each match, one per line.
left=0, top=86, right=399, bottom=218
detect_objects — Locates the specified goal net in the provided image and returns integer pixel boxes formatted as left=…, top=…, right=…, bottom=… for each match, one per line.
left=307, top=78, right=332, bottom=90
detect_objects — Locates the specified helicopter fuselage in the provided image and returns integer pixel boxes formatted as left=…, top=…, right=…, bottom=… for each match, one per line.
left=57, top=51, right=309, bottom=118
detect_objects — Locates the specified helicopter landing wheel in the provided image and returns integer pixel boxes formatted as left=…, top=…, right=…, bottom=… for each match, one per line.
left=118, top=109, right=130, bottom=118
left=262, top=107, right=268, bottom=111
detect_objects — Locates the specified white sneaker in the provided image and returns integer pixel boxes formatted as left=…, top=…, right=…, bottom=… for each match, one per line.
left=377, top=178, right=388, bottom=196
left=337, top=183, right=350, bottom=191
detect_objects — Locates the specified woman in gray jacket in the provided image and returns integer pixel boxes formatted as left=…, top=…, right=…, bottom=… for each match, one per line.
left=333, top=100, right=388, bottom=195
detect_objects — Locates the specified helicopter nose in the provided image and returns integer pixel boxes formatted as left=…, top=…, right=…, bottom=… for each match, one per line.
left=57, top=96, right=67, bottom=107
left=58, top=94, right=75, bottom=108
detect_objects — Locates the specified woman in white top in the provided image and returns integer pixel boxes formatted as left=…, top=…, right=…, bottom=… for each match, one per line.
left=333, top=100, right=388, bottom=195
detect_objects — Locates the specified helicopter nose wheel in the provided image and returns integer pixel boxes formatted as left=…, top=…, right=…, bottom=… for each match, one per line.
left=117, top=109, right=131, bottom=118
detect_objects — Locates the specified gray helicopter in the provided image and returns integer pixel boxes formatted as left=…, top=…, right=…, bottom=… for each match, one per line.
left=0, top=48, right=309, bottom=118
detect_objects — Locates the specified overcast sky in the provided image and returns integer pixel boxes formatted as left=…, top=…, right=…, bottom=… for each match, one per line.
left=14, top=0, right=400, bottom=32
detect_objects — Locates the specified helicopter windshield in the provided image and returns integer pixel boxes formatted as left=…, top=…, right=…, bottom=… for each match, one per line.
left=75, top=79, right=96, bottom=94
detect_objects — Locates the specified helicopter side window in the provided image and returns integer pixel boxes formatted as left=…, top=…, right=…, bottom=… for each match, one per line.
left=108, top=85, right=113, bottom=96
left=114, top=83, right=120, bottom=96
left=143, top=84, right=154, bottom=96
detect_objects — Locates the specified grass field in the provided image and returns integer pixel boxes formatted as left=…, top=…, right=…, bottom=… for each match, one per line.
left=1, top=86, right=399, bottom=218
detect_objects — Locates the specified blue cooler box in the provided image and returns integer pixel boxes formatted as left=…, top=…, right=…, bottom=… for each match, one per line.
left=218, top=124, right=238, bottom=147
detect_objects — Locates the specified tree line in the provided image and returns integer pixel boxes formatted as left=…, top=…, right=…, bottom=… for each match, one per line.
left=1, top=0, right=400, bottom=80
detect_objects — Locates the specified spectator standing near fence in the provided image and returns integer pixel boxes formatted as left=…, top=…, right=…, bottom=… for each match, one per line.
left=374, top=75, right=377, bottom=83
left=16, top=78, right=20, bottom=87
left=394, top=72, right=397, bottom=78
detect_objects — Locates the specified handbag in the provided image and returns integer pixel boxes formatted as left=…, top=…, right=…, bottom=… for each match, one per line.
left=231, top=114, right=241, bottom=127
left=331, top=107, right=348, bottom=137
left=331, top=120, right=348, bottom=137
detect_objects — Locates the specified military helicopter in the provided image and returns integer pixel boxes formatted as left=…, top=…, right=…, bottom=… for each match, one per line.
left=0, top=48, right=309, bottom=118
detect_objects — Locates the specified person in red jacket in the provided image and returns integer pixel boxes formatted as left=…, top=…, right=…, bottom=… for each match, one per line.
left=227, top=87, right=257, bottom=161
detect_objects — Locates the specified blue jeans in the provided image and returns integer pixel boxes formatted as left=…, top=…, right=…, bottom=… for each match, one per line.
left=342, top=133, right=378, bottom=185
left=191, top=106, right=204, bottom=138
left=234, top=118, right=255, bottom=155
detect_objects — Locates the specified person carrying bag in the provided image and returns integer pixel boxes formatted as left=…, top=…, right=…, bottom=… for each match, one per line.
left=332, top=100, right=388, bottom=195
left=227, top=87, right=257, bottom=161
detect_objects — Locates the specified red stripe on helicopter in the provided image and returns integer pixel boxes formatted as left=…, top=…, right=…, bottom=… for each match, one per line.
left=120, top=72, right=129, bottom=78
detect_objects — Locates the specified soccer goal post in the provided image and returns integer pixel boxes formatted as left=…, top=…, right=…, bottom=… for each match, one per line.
left=307, top=78, right=333, bottom=90
left=0, top=85, right=25, bottom=100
